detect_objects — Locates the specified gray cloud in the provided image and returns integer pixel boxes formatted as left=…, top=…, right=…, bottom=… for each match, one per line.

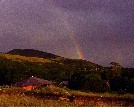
left=0, top=0, right=134, bottom=67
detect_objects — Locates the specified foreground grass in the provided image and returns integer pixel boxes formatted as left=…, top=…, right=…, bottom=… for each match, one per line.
left=71, top=90, right=134, bottom=100
left=0, top=86, right=133, bottom=106
left=1, top=86, right=133, bottom=100
left=0, top=87, right=76, bottom=106
left=0, top=94, right=77, bottom=106
left=40, top=85, right=134, bottom=100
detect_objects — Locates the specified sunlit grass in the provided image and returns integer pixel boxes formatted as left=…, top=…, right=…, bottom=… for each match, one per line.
left=0, top=94, right=78, bottom=106
left=70, top=90, right=134, bottom=99
left=35, top=85, right=134, bottom=100
left=0, top=86, right=76, bottom=106
left=0, top=53, right=51, bottom=63
left=0, top=86, right=133, bottom=100
left=0, top=86, right=133, bottom=106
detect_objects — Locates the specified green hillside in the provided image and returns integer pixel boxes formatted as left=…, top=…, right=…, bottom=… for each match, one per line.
left=7, top=49, right=60, bottom=59
left=0, top=53, right=51, bottom=63
left=0, top=49, right=134, bottom=93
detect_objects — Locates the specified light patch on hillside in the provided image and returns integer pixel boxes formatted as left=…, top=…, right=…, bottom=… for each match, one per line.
left=0, top=53, right=51, bottom=63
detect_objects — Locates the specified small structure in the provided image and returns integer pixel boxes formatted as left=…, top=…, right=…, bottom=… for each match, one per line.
left=16, top=76, right=54, bottom=90
left=59, top=81, right=69, bottom=87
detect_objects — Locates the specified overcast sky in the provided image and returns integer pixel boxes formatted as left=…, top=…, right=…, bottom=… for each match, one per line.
left=0, top=0, right=134, bottom=67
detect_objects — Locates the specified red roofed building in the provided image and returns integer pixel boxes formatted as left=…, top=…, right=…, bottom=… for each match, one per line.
left=16, top=76, right=54, bottom=90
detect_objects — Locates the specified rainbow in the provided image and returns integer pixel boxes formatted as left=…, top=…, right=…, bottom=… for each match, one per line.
left=62, top=17, right=85, bottom=59
left=111, top=40, right=123, bottom=65
left=48, top=0, right=85, bottom=59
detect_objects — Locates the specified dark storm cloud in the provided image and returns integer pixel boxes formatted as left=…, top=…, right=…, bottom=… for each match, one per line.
left=0, top=0, right=75, bottom=55
left=55, top=0, right=134, bottom=67
left=0, top=0, right=134, bottom=67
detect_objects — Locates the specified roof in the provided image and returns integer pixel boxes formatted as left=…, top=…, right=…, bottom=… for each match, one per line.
left=60, top=81, right=69, bottom=86
left=16, top=77, right=53, bottom=87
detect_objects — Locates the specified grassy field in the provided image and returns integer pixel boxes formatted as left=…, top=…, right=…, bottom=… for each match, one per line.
left=0, top=94, right=80, bottom=106
left=0, top=86, right=133, bottom=106
left=0, top=94, right=78, bottom=106
left=0, top=53, right=51, bottom=63
left=0, top=86, right=74, bottom=106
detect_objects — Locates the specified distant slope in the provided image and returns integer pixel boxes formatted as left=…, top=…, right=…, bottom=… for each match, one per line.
left=7, top=49, right=102, bottom=67
left=0, top=53, right=51, bottom=63
left=7, top=49, right=60, bottom=59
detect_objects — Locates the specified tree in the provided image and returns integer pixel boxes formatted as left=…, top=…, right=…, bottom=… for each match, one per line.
left=110, top=62, right=121, bottom=77
left=83, top=73, right=103, bottom=92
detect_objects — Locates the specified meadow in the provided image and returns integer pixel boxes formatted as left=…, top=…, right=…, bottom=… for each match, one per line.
left=0, top=53, right=51, bottom=63
left=0, top=86, right=133, bottom=106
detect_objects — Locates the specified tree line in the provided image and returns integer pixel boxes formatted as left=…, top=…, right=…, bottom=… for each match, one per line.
left=0, top=57, right=134, bottom=93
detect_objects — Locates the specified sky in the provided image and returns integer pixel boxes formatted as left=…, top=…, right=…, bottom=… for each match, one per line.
left=0, top=0, right=134, bottom=67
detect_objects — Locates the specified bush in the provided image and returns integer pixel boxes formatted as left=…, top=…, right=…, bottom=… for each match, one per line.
left=69, top=73, right=110, bottom=93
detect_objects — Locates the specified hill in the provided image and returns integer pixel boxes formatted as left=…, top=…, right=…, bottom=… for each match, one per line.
left=7, top=49, right=60, bottom=59
left=0, top=50, right=104, bottom=85
left=7, top=49, right=100, bottom=67
left=0, top=53, right=51, bottom=63
left=0, top=49, right=133, bottom=93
